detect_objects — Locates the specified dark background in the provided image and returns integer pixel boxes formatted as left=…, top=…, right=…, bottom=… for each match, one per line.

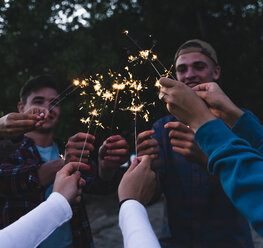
left=0, top=0, right=262, bottom=151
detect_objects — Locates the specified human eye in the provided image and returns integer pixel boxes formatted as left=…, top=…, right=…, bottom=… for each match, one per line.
left=194, top=62, right=207, bottom=71
left=32, top=99, right=44, bottom=105
left=176, top=65, right=187, bottom=73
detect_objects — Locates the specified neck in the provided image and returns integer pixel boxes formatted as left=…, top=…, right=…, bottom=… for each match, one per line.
left=25, top=130, right=54, bottom=147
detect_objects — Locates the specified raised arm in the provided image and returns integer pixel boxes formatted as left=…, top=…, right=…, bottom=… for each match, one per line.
left=118, top=155, right=160, bottom=248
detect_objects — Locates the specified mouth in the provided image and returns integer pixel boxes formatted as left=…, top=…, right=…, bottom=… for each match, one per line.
left=47, top=115, right=54, bottom=121
left=186, top=82, right=200, bottom=88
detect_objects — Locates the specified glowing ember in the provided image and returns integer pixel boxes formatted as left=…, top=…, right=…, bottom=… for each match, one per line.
left=152, top=54, right=157, bottom=61
left=73, top=80, right=80, bottom=86
left=113, top=83, right=126, bottom=90
left=139, top=50, right=150, bottom=60
left=155, top=79, right=161, bottom=88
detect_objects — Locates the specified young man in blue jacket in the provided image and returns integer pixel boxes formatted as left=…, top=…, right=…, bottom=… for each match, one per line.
left=137, top=40, right=253, bottom=247
left=159, top=78, right=263, bottom=238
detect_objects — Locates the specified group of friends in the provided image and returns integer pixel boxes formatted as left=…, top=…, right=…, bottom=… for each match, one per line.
left=0, top=39, right=262, bottom=248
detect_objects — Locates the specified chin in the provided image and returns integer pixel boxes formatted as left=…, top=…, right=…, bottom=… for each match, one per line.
left=37, top=124, right=56, bottom=133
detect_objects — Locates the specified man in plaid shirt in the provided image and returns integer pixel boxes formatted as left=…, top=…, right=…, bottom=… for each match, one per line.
left=137, top=40, right=254, bottom=247
left=0, top=75, right=129, bottom=247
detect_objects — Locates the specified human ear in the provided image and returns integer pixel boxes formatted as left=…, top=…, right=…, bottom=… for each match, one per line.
left=17, top=102, right=25, bottom=113
left=213, top=65, right=221, bottom=81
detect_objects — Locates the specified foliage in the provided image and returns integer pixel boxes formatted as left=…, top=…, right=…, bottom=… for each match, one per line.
left=0, top=0, right=262, bottom=149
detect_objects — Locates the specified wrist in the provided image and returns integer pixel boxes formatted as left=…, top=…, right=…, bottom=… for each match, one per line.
left=224, top=107, right=244, bottom=128
left=119, top=198, right=134, bottom=209
left=190, top=113, right=216, bottom=133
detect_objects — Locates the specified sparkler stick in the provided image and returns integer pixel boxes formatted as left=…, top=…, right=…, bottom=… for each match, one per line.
left=77, top=87, right=114, bottom=171
left=123, top=30, right=176, bottom=80
left=48, top=85, right=80, bottom=112
left=110, top=82, right=126, bottom=133
left=92, top=90, right=113, bottom=137
left=134, top=109, right=138, bottom=157
left=77, top=112, right=96, bottom=171
left=48, top=80, right=87, bottom=112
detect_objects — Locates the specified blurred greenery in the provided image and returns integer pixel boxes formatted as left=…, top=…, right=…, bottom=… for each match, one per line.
left=0, top=0, right=263, bottom=151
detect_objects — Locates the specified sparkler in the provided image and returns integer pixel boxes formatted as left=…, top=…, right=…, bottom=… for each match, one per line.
left=77, top=76, right=115, bottom=170
left=123, top=30, right=176, bottom=80
left=48, top=79, right=87, bottom=113
left=110, top=74, right=127, bottom=132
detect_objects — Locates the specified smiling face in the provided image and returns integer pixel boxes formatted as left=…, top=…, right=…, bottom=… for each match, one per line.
left=175, top=52, right=221, bottom=88
left=18, top=87, right=60, bottom=133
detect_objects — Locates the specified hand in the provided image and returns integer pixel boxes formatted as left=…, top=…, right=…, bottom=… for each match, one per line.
left=65, top=133, right=95, bottom=164
left=53, top=162, right=91, bottom=204
left=165, top=122, right=208, bottom=166
left=192, top=82, right=244, bottom=127
left=159, top=77, right=216, bottom=132
left=0, top=107, right=48, bottom=139
left=98, top=135, right=129, bottom=180
left=118, top=155, right=156, bottom=206
left=137, top=130, right=160, bottom=170
left=24, top=106, right=49, bottom=128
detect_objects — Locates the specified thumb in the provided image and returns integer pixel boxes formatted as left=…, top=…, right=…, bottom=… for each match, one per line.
left=70, top=171, right=81, bottom=182
left=127, top=157, right=139, bottom=173
left=195, top=91, right=207, bottom=101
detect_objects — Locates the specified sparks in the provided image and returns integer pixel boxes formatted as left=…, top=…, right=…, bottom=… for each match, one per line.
left=73, top=79, right=80, bottom=86
left=139, top=50, right=151, bottom=60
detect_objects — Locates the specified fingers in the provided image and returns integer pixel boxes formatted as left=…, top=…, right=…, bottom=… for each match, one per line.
left=60, top=162, right=91, bottom=175
left=105, top=137, right=129, bottom=149
left=164, top=122, right=193, bottom=134
left=104, top=148, right=128, bottom=156
left=192, top=83, right=211, bottom=91
left=66, top=141, right=94, bottom=151
left=66, top=133, right=95, bottom=163
left=137, top=130, right=159, bottom=157
left=159, top=77, right=179, bottom=88
left=170, top=138, right=194, bottom=150
left=69, top=133, right=95, bottom=143
left=137, top=130, right=155, bottom=145
left=192, top=82, right=219, bottom=92
left=127, top=158, right=140, bottom=173
left=78, top=177, right=86, bottom=187
left=137, top=139, right=159, bottom=156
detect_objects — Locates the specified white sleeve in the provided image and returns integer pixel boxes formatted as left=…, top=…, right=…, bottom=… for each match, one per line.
left=119, top=199, right=161, bottom=248
left=0, top=192, right=72, bottom=248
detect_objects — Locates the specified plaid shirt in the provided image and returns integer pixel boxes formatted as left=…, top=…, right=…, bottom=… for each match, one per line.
left=153, top=115, right=254, bottom=248
left=0, top=136, right=120, bottom=248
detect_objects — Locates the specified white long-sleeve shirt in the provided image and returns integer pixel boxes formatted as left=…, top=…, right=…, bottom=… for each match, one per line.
left=119, top=199, right=161, bottom=248
left=0, top=192, right=72, bottom=248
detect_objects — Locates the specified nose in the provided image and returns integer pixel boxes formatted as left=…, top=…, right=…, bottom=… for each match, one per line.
left=185, top=67, right=196, bottom=80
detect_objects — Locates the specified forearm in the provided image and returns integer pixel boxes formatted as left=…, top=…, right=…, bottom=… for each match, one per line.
left=219, top=105, right=244, bottom=128
left=119, top=199, right=160, bottom=248
left=37, top=159, right=65, bottom=187
left=232, top=111, right=263, bottom=152
left=195, top=119, right=263, bottom=236
left=0, top=192, right=72, bottom=248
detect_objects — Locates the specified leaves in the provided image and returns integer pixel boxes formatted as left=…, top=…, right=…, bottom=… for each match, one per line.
left=0, top=0, right=262, bottom=142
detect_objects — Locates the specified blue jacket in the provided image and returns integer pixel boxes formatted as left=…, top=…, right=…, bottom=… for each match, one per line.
left=195, top=112, right=263, bottom=236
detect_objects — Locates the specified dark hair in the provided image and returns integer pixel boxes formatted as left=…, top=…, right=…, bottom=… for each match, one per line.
left=20, top=75, right=59, bottom=104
